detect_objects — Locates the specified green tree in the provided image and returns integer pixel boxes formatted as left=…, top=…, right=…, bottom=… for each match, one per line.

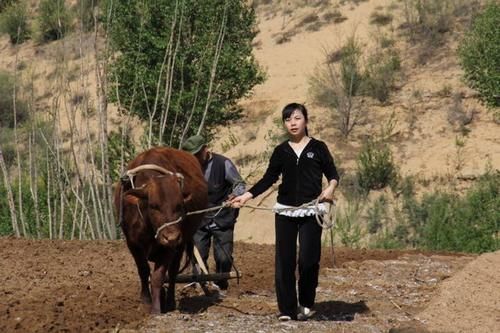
left=459, top=3, right=500, bottom=107
left=107, top=0, right=264, bottom=146
left=0, top=0, right=29, bottom=44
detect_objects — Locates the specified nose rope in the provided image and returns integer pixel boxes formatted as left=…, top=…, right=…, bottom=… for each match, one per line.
left=154, top=216, right=183, bottom=239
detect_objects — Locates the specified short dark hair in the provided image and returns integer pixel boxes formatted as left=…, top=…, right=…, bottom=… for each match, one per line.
left=282, top=103, right=309, bottom=136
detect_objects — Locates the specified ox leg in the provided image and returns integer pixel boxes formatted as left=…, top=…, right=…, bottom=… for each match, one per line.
left=165, top=248, right=183, bottom=312
left=129, top=245, right=152, bottom=304
left=151, top=263, right=167, bottom=314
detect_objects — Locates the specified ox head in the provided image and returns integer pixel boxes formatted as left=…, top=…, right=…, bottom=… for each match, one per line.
left=124, top=173, right=191, bottom=247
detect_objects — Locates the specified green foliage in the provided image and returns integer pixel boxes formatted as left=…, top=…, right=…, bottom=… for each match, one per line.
left=335, top=201, right=362, bottom=247
left=367, top=195, right=387, bottom=234
left=0, top=70, right=29, bottom=128
left=0, top=0, right=17, bottom=12
left=37, top=0, right=71, bottom=42
left=398, top=172, right=500, bottom=253
left=402, top=0, right=454, bottom=42
left=371, top=228, right=406, bottom=249
left=339, top=37, right=363, bottom=99
left=0, top=173, right=74, bottom=238
left=458, top=3, right=500, bottom=107
left=309, top=36, right=364, bottom=137
left=107, top=0, right=264, bottom=146
left=75, top=0, right=98, bottom=32
left=0, top=0, right=29, bottom=44
left=362, top=48, right=401, bottom=103
left=106, top=130, right=136, bottom=182
left=356, top=139, right=398, bottom=192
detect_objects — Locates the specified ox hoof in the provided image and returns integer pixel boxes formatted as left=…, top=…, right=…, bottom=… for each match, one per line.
left=150, top=307, right=162, bottom=315
left=141, top=294, right=152, bottom=305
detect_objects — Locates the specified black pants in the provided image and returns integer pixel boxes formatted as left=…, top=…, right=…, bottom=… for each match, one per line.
left=193, top=224, right=234, bottom=290
left=275, top=214, right=323, bottom=318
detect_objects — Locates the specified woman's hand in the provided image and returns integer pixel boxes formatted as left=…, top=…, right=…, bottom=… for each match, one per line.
left=230, top=192, right=253, bottom=208
left=318, top=180, right=338, bottom=203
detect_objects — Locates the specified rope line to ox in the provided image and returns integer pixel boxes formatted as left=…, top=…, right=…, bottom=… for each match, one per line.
left=159, top=198, right=337, bottom=231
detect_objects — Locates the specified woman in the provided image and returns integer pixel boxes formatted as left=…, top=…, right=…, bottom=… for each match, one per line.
left=230, top=103, right=339, bottom=321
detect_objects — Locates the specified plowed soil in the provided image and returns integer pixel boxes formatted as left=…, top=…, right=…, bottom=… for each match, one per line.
left=2, top=237, right=496, bottom=333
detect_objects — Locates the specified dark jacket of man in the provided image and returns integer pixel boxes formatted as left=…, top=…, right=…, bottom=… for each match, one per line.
left=202, top=153, right=246, bottom=229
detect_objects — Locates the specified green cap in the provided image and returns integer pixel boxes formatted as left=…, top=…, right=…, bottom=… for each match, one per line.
left=181, top=135, right=206, bottom=154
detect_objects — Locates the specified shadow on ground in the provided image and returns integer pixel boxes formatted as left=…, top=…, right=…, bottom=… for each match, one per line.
left=313, top=300, right=369, bottom=321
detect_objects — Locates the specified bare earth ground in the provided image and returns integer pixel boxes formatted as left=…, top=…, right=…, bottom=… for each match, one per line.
left=2, top=238, right=498, bottom=333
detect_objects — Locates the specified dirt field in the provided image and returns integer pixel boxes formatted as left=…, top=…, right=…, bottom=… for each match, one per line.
left=1, top=237, right=498, bottom=333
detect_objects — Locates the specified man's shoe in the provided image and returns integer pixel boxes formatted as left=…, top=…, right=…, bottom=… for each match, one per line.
left=297, top=305, right=314, bottom=321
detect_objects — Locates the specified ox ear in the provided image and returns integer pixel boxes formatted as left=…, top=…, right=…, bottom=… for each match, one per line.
left=124, top=187, right=148, bottom=205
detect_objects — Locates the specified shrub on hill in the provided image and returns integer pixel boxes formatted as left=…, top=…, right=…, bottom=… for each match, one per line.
left=0, top=0, right=29, bottom=44
left=458, top=3, right=500, bottom=108
left=36, top=0, right=71, bottom=42
left=309, top=36, right=364, bottom=137
left=356, top=138, right=398, bottom=192
left=0, top=0, right=17, bottom=13
left=0, top=70, right=28, bottom=128
left=362, top=48, right=401, bottom=103
left=75, top=0, right=98, bottom=32
left=406, top=173, right=500, bottom=253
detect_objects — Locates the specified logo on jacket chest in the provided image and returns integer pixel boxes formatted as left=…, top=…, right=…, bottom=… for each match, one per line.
left=306, top=152, right=314, bottom=159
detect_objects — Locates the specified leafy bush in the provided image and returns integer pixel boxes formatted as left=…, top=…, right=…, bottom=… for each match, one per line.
left=458, top=3, right=500, bottom=107
left=0, top=0, right=17, bottom=12
left=0, top=70, right=29, bottom=128
left=367, top=195, right=387, bottom=234
left=398, top=172, right=500, bottom=253
left=401, top=0, right=454, bottom=42
left=0, top=0, right=29, bottom=44
left=0, top=174, right=70, bottom=238
left=334, top=201, right=363, bottom=247
left=37, top=0, right=71, bottom=42
left=362, top=48, right=401, bottom=103
left=356, top=139, right=398, bottom=192
left=75, top=0, right=98, bottom=32
left=309, top=36, right=364, bottom=137
left=106, top=130, right=136, bottom=181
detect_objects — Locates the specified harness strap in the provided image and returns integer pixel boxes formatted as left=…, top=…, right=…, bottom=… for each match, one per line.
left=125, top=164, right=184, bottom=189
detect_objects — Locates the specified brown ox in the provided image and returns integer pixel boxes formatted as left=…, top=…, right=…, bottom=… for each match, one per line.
left=113, top=147, right=208, bottom=314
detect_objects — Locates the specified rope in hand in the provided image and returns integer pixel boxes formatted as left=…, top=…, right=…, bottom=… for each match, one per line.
left=181, top=198, right=337, bottom=230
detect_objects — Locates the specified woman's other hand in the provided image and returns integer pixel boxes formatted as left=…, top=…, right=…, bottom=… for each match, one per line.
left=230, top=192, right=253, bottom=208
left=318, top=180, right=338, bottom=203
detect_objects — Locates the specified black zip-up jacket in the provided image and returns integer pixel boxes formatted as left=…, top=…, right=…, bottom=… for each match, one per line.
left=248, top=138, right=339, bottom=206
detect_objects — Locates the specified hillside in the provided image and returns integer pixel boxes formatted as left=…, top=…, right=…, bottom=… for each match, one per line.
left=0, top=0, right=498, bottom=245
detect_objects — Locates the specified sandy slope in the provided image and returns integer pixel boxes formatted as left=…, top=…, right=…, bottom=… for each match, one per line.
left=221, top=0, right=500, bottom=244
left=417, top=250, right=500, bottom=333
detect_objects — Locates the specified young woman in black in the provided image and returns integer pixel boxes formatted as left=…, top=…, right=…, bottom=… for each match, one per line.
left=230, top=103, right=339, bottom=321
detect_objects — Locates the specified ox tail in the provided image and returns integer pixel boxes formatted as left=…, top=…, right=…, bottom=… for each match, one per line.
left=178, top=240, right=194, bottom=274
